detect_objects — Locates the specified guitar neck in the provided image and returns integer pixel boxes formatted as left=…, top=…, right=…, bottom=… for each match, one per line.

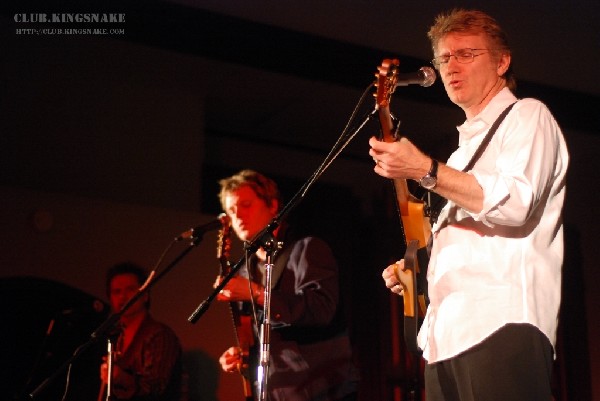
left=378, top=104, right=430, bottom=248
left=378, top=105, right=410, bottom=212
left=216, top=218, right=256, bottom=400
left=375, top=58, right=430, bottom=354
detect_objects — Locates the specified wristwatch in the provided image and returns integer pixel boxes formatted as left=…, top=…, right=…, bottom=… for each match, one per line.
left=419, top=159, right=438, bottom=190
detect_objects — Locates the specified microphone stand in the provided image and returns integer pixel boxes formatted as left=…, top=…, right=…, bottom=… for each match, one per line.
left=98, top=337, right=116, bottom=401
left=27, top=234, right=209, bottom=400
left=106, top=338, right=115, bottom=401
left=256, top=235, right=281, bottom=401
left=187, top=81, right=378, bottom=399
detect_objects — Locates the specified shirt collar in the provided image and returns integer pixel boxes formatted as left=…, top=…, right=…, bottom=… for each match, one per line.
left=457, top=87, right=518, bottom=145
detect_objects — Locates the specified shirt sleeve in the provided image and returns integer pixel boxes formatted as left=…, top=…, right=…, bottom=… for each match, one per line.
left=468, top=99, right=563, bottom=227
left=269, top=237, right=339, bottom=327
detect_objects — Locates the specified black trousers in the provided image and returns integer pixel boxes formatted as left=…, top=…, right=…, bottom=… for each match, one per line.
left=424, top=323, right=554, bottom=401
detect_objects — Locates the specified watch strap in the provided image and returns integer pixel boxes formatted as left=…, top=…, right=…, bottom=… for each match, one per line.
left=428, top=159, right=438, bottom=178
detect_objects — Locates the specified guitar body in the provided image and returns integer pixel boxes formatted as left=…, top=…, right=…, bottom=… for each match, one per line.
left=217, top=214, right=256, bottom=401
left=375, top=59, right=430, bottom=353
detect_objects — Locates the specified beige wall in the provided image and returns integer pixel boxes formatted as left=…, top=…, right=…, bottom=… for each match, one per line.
left=0, top=186, right=246, bottom=400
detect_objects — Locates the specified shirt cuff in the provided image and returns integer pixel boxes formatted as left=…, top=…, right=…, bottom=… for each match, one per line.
left=467, top=170, right=511, bottom=227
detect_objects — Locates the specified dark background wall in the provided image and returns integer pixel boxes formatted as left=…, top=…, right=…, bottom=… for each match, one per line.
left=1, top=2, right=598, bottom=400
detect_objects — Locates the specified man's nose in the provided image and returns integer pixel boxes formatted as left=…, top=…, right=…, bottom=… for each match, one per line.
left=232, top=208, right=247, bottom=220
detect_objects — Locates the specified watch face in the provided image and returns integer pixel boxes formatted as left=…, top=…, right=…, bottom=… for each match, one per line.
left=420, top=176, right=437, bottom=190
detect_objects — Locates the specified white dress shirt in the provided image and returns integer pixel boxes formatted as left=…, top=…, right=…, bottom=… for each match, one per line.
left=417, top=87, right=570, bottom=363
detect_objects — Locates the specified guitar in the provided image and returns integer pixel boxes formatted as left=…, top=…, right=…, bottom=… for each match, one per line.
left=217, top=213, right=255, bottom=400
left=375, top=59, right=431, bottom=353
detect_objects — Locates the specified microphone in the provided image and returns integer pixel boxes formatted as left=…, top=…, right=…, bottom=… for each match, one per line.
left=394, top=66, right=437, bottom=87
left=176, top=215, right=227, bottom=241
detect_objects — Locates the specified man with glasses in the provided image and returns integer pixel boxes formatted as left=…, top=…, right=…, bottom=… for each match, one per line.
left=372, top=9, right=568, bottom=401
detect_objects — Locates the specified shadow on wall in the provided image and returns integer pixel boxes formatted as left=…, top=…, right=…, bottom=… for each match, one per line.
left=183, top=349, right=221, bottom=401
left=0, top=276, right=109, bottom=401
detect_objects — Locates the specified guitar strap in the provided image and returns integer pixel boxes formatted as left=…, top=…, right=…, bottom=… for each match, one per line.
left=427, top=100, right=518, bottom=225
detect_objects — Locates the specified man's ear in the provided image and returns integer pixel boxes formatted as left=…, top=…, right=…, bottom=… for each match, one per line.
left=497, top=52, right=511, bottom=76
left=270, top=199, right=279, bottom=215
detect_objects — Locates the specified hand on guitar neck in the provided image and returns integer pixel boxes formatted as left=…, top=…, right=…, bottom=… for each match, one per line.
left=372, top=58, right=431, bottom=353
left=370, top=58, right=435, bottom=237
left=371, top=58, right=432, bottom=252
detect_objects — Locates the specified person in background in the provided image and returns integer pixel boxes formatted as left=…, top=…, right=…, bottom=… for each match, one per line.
left=215, top=169, right=359, bottom=401
left=374, top=9, right=569, bottom=401
left=99, top=262, right=186, bottom=401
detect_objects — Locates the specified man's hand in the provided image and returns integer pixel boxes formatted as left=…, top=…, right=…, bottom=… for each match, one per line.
left=219, top=346, right=243, bottom=373
left=382, top=260, right=407, bottom=296
left=214, top=276, right=264, bottom=304
left=100, top=357, right=108, bottom=383
left=369, top=136, right=430, bottom=181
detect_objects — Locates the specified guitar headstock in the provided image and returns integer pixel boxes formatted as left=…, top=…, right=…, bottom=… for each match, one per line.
left=375, top=58, right=400, bottom=142
left=217, top=213, right=232, bottom=275
left=375, top=58, right=400, bottom=109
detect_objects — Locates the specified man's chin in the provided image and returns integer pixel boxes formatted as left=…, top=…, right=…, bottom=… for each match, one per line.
left=235, top=227, right=255, bottom=241
left=236, top=232, right=251, bottom=242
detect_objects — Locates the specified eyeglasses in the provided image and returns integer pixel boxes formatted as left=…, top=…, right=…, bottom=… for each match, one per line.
left=431, top=48, right=490, bottom=68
